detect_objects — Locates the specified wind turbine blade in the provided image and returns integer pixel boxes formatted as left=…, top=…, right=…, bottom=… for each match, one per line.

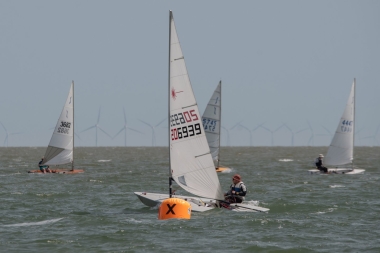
left=123, top=107, right=127, bottom=124
left=0, top=122, right=7, bottom=132
left=260, top=125, right=271, bottom=132
left=3, top=136, right=7, bottom=146
left=296, top=128, right=308, bottom=134
left=97, top=107, right=101, bottom=124
left=80, top=125, right=96, bottom=133
left=274, top=124, right=285, bottom=132
left=74, top=132, right=82, bottom=141
left=113, top=127, right=125, bottom=139
left=127, top=127, right=144, bottom=134
left=320, top=125, right=331, bottom=134
left=283, top=124, right=292, bottom=132
left=139, top=119, right=153, bottom=129
left=155, top=118, right=166, bottom=127
left=230, top=120, right=244, bottom=130
left=98, top=126, right=112, bottom=138
left=10, top=132, right=22, bottom=135
left=252, top=122, right=266, bottom=131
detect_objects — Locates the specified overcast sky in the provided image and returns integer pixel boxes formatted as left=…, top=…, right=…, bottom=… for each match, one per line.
left=0, top=0, right=379, bottom=147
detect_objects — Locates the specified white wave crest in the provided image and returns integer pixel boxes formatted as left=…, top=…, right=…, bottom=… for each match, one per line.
left=279, top=159, right=293, bottom=162
left=3, top=218, right=64, bottom=227
left=330, top=185, right=345, bottom=188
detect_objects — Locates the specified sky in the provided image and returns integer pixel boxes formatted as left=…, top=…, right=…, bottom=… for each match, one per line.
left=0, top=0, right=379, bottom=147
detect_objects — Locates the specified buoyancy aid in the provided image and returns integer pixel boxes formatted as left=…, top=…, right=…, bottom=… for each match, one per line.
left=228, top=181, right=247, bottom=199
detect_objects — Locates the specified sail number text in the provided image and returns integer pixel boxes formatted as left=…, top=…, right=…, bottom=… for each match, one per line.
left=202, top=118, right=217, bottom=132
left=341, top=120, right=353, bottom=132
left=171, top=110, right=202, bottom=141
left=170, top=110, right=198, bottom=127
left=57, top=121, right=71, bottom=134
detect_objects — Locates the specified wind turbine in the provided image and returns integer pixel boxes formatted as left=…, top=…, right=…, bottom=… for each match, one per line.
left=0, top=122, right=21, bottom=147
left=223, top=121, right=243, bottom=146
left=362, top=125, right=380, bottom=146
left=282, top=124, right=308, bottom=146
left=315, top=125, right=334, bottom=146
left=235, top=123, right=252, bottom=146
left=80, top=107, right=112, bottom=146
left=260, top=124, right=284, bottom=146
left=221, top=126, right=231, bottom=146
left=114, top=107, right=144, bottom=146
left=307, top=120, right=315, bottom=146
left=139, top=118, right=166, bottom=146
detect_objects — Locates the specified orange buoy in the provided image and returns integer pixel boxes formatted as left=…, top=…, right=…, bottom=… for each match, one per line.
left=158, top=198, right=191, bottom=220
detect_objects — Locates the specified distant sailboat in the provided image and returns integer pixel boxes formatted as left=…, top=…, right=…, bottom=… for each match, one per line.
left=202, top=81, right=229, bottom=172
left=309, top=79, right=364, bottom=175
left=134, top=11, right=268, bottom=213
left=28, top=81, right=84, bottom=174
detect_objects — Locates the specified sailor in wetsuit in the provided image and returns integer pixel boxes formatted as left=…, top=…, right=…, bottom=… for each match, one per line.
left=38, top=157, right=51, bottom=173
left=315, top=154, right=328, bottom=173
left=224, top=174, right=247, bottom=203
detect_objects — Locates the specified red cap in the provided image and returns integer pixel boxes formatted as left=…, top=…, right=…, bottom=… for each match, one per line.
left=232, top=174, right=241, bottom=181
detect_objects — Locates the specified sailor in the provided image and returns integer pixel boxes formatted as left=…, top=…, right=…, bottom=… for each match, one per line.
left=315, top=154, right=328, bottom=173
left=38, top=157, right=51, bottom=173
left=224, top=174, right=247, bottom=203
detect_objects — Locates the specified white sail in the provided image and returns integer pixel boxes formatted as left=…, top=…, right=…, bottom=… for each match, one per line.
left=202, top=81, right=221, bottom=168
left=43, top=83, right=74, bottom=165
left=169, top=11, right=224, bottom=200
left=324, top=79, right=355, bottom=166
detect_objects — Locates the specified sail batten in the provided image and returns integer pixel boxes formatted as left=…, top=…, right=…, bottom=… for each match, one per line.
left=43, top=83, right=74, bottom=166
left=169, top=11, right=224, bottom=200
left=324, top=80, right=355, bottom=166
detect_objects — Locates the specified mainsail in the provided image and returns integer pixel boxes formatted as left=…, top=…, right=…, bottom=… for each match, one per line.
left=169, top=11, right=224, bottom=200
left=202, top=81, right=222, bottom=168
left=324, top=79, right=355, bottom=166
left=43, top=82, right=74, bottom=166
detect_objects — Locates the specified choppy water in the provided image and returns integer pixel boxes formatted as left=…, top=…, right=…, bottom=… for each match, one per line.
left=0, top=147, right=379, bottom=252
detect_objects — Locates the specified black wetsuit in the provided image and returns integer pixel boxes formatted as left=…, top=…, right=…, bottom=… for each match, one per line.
left=315, top=158, right=328, bottom=173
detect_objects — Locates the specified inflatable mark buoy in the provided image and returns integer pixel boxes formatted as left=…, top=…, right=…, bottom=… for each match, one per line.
left=158, top=198, right=191, bottom=220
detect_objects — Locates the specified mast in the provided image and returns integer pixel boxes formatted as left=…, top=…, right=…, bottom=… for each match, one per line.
left=168, top=10, right=173, bottom=198
left=72, top=80, right=74, bottom=171
left=352, top=78, right=356, bottom=170
left=217, top=80, right=222, bottom=168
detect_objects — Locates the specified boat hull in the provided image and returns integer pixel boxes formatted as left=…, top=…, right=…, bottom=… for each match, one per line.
left=216, top=167, right=229, bottom=173
left=134, top=192, right=216, bottom=212
left=28, top=169, right=84, bottom=174
left=134, top=192, right=269, bottom=213
left=308, top=168, right=365, bottom=175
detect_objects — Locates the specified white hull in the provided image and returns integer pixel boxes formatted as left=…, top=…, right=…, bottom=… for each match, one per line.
left=308, top=168, right=365, bottom=175
left=134, top=192, right=269, bottom=213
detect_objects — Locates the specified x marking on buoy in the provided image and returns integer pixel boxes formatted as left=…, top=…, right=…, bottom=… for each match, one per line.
left=166, top=204, right=176, bottom=214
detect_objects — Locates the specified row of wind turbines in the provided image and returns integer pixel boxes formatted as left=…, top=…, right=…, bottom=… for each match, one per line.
left=1, top=109, right=380, bottom=147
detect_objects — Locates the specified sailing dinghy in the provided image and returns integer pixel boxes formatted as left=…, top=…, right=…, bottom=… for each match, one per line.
left=309, top=79, right=364, bottom=175
left=134, top=11, right=268, bottom=213
left=28, top=81, right=84, bottom=174
left=202, top=81, right=230, bottom=173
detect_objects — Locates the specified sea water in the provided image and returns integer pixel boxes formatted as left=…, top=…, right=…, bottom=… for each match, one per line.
left=0, top=147, right=379, bottom=252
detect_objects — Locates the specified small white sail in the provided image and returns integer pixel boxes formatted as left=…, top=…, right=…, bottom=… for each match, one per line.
left=324, top=79, right=355, bottom=166
left=169, top=11, right=224, bottom=201
left=202, top=81, right=221, bottom=168
left=43, top=83, right=74, bottom=165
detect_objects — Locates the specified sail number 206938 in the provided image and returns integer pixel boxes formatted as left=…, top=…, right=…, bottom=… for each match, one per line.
left=171, top=110, right=202, bottom=141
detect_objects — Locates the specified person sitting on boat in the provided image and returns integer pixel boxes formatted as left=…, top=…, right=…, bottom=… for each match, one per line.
left=38, top=157, right=51, bottom=173
left=315, top=154, right=328, bottom=173
left=224, top=174, right=247, bottom=203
